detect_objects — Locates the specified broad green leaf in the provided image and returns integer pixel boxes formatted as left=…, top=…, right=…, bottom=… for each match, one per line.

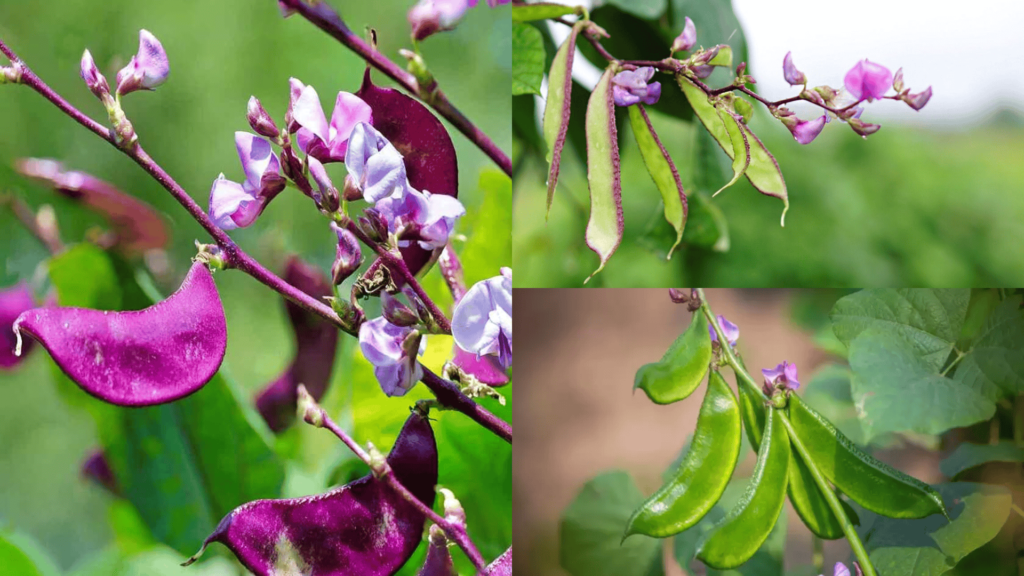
left=953, top=296, right=1024, bottom=399
left=854, top=483, right=1011, bottom=576
left=542, top=22, right=580, bottom=215
left=584, top=67, right=623, bottom=283
left=512, top=2, right=584, bottom=22
left=512, top=23, right=545, bottom=96
left=940, top=441, right=1024, bottom=480
left=459, top=169, right=513, bottom=286
left=831, top=289, right=971, bottom=372
left=605, top=0, right=667, bottom=20
left=0, top=531, right=60, bottom=576
left=629, top=104, right=687, bottom=258
left=48, top=243, right=122, bottom=310
left=848, top=329, right=995, bottom=441
left=560, top=471, right=665, bottom=576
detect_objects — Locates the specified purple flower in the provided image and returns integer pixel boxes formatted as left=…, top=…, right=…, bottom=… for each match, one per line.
left=671, top=17, right=696, bottom=53
left=708, top=314, right=739, bottom=346
left=823, top=562, right=861, bottom=576
left=79, top=49, right=109, bottom=99
left=408, top=0, right=471, bottom=40
left=611, top=67, right=662, bottom=107
left=359, top=317, right=426, bottom=397
left=844, top=59, right=892, bottom=102
left=345, top=122, right=409, bottom=203
left=762, top=361, right=800, bottom=394
left=247, top=96, right=280, bottom=140
left=208, top=132, right=285, bottom=230
left=330, top=223, right=363, bottom=285
left=903, top=86, right=932, bottom=111
left=290, top=80, right=372, bottom=163
left=790, top=115, right=827, bottom=145
left=375, top=188, right=466, bottom=250
left=783, top=51, right=807, bottom=86
left=848, top=117, right=881, bottom=137
left=452, top=268, right=511, bottom=370
left=115, top=29, right=169, bottom=95
left=307, top=156, right=339, bottom=211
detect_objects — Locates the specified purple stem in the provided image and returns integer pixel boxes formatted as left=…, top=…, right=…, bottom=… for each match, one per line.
left=278, top=0, right=512, bottom=177
left=438, top=242, right=467, bottom=302
left=0, top=36, right=512, bottom=444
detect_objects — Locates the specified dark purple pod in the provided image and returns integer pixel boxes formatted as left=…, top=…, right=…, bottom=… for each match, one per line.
left=487, top=546, right=512, bottom=576
left=452, top=348, right=509, bottom=387
left=16, top=158, right=170, bottom=255
left=255, top=256, right=339, bottom=432
left=80, top=449, right=119, bottom=496
left=415, top=526, right=455, bottom=576
left=13, top=262, right=227, bottom=406
left=1, top=283, right=36, bottom=369
left=187, top=410, right=438, bottom=576
left=355, top=69, right=458, bottom=276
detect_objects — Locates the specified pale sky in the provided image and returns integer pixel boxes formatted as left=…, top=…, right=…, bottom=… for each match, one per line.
left=542, top=0, right=1024, bottom=127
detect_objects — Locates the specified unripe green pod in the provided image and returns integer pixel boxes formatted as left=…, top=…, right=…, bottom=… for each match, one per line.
left=789, top=394, right=948, bottom=520
left=696, top=407, right=790, bottom=570
left=624, top=370, right=741, bottom=539
left=512, top=2, right=584, bottom=22
left=634, top=312, right=712, bottom=404
left=542, top=21, right=582, bottom=216
left=627, top=104, right=687, bottom=259
left=584, top=66, right=623, bottom=283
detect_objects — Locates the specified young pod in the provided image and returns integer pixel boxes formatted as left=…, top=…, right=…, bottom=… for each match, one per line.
left=634, top=312, right=712, bottom=404
left=542, top=21, right=582, bottom=216
left=186, top=411, right=438, bottom=576
left=584, top=66, right=624, bottom=283
left=13, top=262, right=226, bottom=406
left=627, top=104, right=688, bottom=259
left=788, top=394, right=947, bottom=519
left=696, top=407, right=791, bottom=569
left=486, top=546, right=512, bottom=576
left=625, top=370, right=741, bottom=538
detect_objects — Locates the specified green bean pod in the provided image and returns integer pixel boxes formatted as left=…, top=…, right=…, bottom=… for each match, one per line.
left=789, top=394, right=948, bottom=519
left=542, top=21, right=582, bottom=216
left=696, top=407, right=790, bottom=570
left=512, top=2, right=584, bottom=22
left=584, top=66, right=623, bottom=283
left=627, top=104, right=687, bottom=259
left=633, top=312, right=712, bottom=404
left=624, top=370, right=741, bottom=538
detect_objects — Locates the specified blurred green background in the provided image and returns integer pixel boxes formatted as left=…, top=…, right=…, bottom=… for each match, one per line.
left=0, top=0, right=510, bottom=574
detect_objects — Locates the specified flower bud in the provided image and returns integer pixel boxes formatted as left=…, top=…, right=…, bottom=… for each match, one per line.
left=782, top=51, right=806, bottom=86
left=115, top=29, right=169, bottom=96
left=893, top=68, right=905, bottom=93
left=342, top=174, right=363, bottom=201
left=671, top=17, right=696, bottom=53
left=307, top=157, right=339, bottom=213
left=358, top=208, right=390, bottom=244
left=692, top=46, right=720, bottom=67
left=330, top=223, right=364, bottom=285
left=902, top=86, right=932, bottom=111
left=247, top=96, right=280, bottom=140
left=439, top=488, right=466, bottom=527
left=382, top=292, right=418, bottom=327
left=691, top=65, right=714, bottom=79
left=408, top=0, right=469, bottom=41
left=80, top=49, right=110, bottom=100
left=668, top=288, right=689, bottom=303
left=848, top=117, right=881, bottom=137
left=799, top=88, right=825, bottom=107
left=813, top=85, right=840, bottom=106
left=780, top=112, right=826, bottom=145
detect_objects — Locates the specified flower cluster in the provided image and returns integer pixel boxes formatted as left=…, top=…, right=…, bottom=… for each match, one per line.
left=762, top=360, right=800, bottom=396
left=611, top=67, right=662, bottom=107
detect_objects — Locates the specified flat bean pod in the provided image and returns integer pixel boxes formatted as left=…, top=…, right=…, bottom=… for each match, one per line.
left=696, top=407, right=790, bottom=570
left=583, top=67, right=623, bottom=283
left=633, top=312, right=712, bottom=404
left=627, top=104, right=688, bottom=259
left=542, top=21, right=581, bottom=216
left=789, top=394, right=948, bottom=519
left=624, top=370, right=741, bottom=538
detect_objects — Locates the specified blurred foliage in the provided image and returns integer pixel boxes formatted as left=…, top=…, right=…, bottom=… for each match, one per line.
left=0, top=0, right=511, bottom=573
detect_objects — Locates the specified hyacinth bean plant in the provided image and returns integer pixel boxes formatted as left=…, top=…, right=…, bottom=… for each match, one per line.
left=0, top=1, right=511, bottom=574
left=511, top=1, right=932, bottom=283
left=560, top=288, right=1024, bottom=576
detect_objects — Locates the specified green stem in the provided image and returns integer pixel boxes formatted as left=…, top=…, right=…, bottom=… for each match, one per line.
left=812, top=536, right=824, bottom=573
left=779, top=411, right=877, bottom=576
left=940, top=348, right=965, bottom=377
left=1014, top=395, right=1024, bottom=448
left=695, top=288, right=766, bottom=401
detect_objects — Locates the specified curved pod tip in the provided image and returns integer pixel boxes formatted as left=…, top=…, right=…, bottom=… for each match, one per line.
left=14, top=262, right=227, bottom=407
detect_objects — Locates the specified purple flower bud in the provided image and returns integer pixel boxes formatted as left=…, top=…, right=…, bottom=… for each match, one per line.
left=13, top=263, right=227, bottom=406
left=848, top=117, right=881, bottom=137
left=81, top=449, right=119, bottom=496
left=708, top=314, right=739, bottom=346
left=782, top=51, right=807, bottom=86
left=784, top=114, right=827, bottom=145
left=799, top=88, right=825, bottom=106
left=893, top=68, right=905, bottom=93
left=668, top=288, right=689, bottom=304
left=487, top=547, right=513, bottom=576
left=382, top=292, right=419, bottom=327
left=834, top=562, right=851, bottom=576
left=843, top=59, right=892, bottom=102
left=671, top=17, right=696, bottom=53
left=246, top=96, right=280, bottom=140
left=359, top=208, right=390, bottom=243
left=762, top=360, right=800, bottom=394
left=345, top=122, right=409, bottom=203
left=330, top=223, right=364, bottom=285
left=115, top=29, right=169, bottom=96
left=691, top=65, right=714, bottom=79
left=408, top=0, right=471, bottom=41
left=79, top=49, right=110, bottom=99
left=292, top=83, right=373, bottom=163
left=611, top=67, right=661, bottom=107
left=452, top=268, right=511, bottom=370
left=1, top=284, right=36, bottom=369
left=375, top=188, right=466, bottom=250
left=278, top=0, right=296, bottom=17
left=307, top=156, right=339, bottom=212
left=813, top=85, right=840, bottom=106
left=187, top=411, right=437, bottom=576
left=359, top=317, right=426, bottom=396
left=903, top=86, right=932, bottom=111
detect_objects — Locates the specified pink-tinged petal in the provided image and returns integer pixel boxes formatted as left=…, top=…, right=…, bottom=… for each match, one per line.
left=190, top=411, right=437, bottom=576
left=1, top=283, right=36, bottom=369
left=848, top=118, right=881, bottom=137
left=451, top=271, right=512, bottom=368
left=612, top=85, right=641, bottom=107
left=135, top=29, right=169, bottom=89
left=208, top=174, right=256, bottom=230
left=844, top=59, right=892, bottom=101
left=80, top=49, right=110, bottom=98
left=641, top=81, right=662, bottom=105
left=347, top=123, right=409, bottom=203
left=834, top=562, right=851, bottom=576
left=904, top=86, right=932, bottom=111
left=672, top=17, right=696, bottom=53
left=292, top=85, right=329, bottom=149
left=13, top=263, right=226, bottom=406
left=783, top=51, right=807, bottom=86
left=791, top=115, right=827, bottom=145
left=452, top=347, right=509, bottom=386
left=327, top=92, right=373, bottom=160
left=234, top=132, right=280, bottom=191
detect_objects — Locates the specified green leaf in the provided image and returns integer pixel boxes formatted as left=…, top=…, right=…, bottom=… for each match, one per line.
left=0, top=531, right=61, bottom=576
left=953, top=296, right=1024, bottom=399
left=512, top=2, right=584, bottom=22
left=855, top=483, right=1011, bottom=576
left=848, top=329, right=996, bottom=441
left=940, top=441, right=1024, bottom=480
left=48, top=243, right=122, bottom=310
left=512, top=22, right=545, bottom=96
left=459, top=169, right=513, bottom=286
left=831, top=289, right=970, bottom=372
left=560, top=471, right=665, bottom=576
left=604, top=0, right=667, bottom=20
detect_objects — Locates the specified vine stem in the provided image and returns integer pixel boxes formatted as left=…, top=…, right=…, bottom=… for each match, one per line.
left=278, top=0, right=512, bottom=177
left=301, top=387, right=488, bottom=572
left=695, top=288, right=765, bottom=400
left=0, top=36, right=511, bottom=444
